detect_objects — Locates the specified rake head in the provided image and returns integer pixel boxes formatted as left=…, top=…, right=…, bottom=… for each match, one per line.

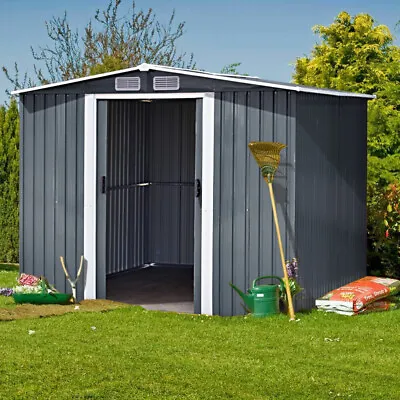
left=248, top=142, right=286, bottom=183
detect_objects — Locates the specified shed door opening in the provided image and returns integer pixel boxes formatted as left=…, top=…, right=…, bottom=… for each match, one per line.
left=102, top=99, right=198, bottom=313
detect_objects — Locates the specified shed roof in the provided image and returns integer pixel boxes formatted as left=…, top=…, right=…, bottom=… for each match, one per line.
left=12, top=63, right=375, bottom=99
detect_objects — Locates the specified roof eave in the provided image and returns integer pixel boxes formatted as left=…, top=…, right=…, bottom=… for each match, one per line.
left=11, top=63, right=376, bottom=99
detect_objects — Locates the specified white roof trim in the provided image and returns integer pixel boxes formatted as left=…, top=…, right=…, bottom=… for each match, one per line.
left=11, top=63, right=375, bottom=99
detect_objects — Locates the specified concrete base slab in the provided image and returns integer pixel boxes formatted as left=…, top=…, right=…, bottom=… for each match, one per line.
left=141, top=302, right=194, bottom=313
left=106, top=266, right=194, bottom=313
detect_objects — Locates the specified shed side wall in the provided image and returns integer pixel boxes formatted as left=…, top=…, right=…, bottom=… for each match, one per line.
left=213, top=90, right=296, bottom=316
left=295, top=94, right=367, bottom=308
left=20, top=94, right=84, bottom=298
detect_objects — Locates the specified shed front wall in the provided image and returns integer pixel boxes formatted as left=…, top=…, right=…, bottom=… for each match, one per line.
left=20, top=94, right=85, bottom=298
left=213, top=90, right=296, bottom=316
left=295, top=94, right=367, bottom=308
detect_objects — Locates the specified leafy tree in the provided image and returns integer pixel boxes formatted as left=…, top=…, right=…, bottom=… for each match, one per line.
left=220, top=62, right=248, bottom=75
left=0, top=100, right=19, bottom=262
left=293, top=12, right=400, bottom=275
left=3, top=0, right=195, bottom=92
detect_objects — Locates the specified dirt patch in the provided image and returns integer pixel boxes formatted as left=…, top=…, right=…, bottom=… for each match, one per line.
left=0, top=299, right=131, bottom=321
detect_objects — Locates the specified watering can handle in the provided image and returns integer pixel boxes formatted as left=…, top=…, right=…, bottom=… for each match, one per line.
left=252, top=275, right=284, bottom=288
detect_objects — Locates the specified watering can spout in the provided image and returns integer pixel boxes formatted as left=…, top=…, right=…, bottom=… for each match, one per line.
left=229, top=282, right=253, bottom=311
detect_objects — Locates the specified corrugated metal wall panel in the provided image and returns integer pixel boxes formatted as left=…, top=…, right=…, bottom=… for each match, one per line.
left=22, top=95, right=34, bottom=277
left=20, top=94, right=84, bottom=297
left=213, top=91, right=296, bottom=316
left=295, top=94, right=367, bottom=309
left=43, top=95, right=56, bottom=285
left=106, top=100, right=196, bottom=274
left=106, top=101, right=147, bottom=274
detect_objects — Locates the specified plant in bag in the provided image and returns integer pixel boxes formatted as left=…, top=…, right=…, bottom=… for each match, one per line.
left=12, top=273, right=73, bottom=304
left=14, top=273, right=41, bottom=294
left=279, top=258, right=303, bottom=307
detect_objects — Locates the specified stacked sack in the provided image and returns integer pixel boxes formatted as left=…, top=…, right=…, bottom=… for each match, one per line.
left=316, top=276, right=400, bottom=316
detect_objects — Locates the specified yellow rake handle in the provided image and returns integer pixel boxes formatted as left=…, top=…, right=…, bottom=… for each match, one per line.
left=267, top=180, right=296, bottom=321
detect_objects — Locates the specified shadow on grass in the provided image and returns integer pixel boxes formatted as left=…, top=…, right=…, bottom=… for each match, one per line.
left=0, top=264, right=19, bottom=272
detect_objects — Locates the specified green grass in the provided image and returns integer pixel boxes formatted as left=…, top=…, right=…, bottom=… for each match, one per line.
left=1, top=306, right=400, bottom=399
left=1, top=264, right=400, bottom=399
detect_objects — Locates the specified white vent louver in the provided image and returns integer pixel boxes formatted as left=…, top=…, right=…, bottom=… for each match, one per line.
left=153, top=76, right=180, bottom=91
left=115, top=77, right=141, bottom=91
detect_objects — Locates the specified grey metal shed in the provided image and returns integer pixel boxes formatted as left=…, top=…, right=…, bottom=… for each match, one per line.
left=13, top=63, right=373, bottom=316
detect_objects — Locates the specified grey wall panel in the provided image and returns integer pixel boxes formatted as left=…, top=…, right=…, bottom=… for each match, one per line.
left=22, top=95, right=34, bottom=276
left=295, top=94, right=367, bottom=309
left=213, top=90, right=296, bottom=316
left=232, top=92, right=248, bottom=316
left=33, top=95, right=45, bottom=280
left=106, top=101, right=147, bottom=274
left=20, top=94, right=84, bottom=296
left=54, top=95, right=66, bottom=292
left=65, top=95, right=77, bottom=291
left=218, top=92, right=235, bottom=317
left=245, top=92, right=262, bottom=308
left=127, top=102, right=147, bottom=269
left=43, top=95, right=56, bottom=286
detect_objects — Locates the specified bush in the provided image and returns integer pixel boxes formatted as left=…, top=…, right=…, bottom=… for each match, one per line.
left=0, top=99, right=19, bottom=263
left=368, top=183, right=400, bottom=278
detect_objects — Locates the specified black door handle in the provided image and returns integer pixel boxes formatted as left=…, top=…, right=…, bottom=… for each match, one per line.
left=101, top=176, right=107, bottom=194
left=195, top=179, right=201, bottom=198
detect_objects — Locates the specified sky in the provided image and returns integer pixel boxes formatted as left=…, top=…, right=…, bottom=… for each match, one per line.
left=0, top=0, right=399, bottom=103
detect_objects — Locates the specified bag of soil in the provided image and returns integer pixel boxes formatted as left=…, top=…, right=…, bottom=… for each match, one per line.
left=315, top=276, right=400, bottom=315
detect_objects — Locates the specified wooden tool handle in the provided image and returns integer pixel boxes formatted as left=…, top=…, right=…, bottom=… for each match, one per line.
left=267, top=181, right=296, bottom=321
left=60, top=256, right=71, bottom=281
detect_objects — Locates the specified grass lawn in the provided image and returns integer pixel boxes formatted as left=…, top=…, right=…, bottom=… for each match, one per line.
left=1, top=265, right=400, bottom=399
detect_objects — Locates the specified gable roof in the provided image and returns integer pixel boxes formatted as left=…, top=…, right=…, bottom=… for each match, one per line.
left=12, top=63, right=375, bottom=99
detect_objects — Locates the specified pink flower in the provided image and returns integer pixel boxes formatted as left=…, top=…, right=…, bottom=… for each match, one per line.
left=18, top=273, right=40, bottom=286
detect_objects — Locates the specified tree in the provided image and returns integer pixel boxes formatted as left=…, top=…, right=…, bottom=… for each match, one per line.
left=220, top=62, right=248, bottom=75
left=293, top=12, right=400, bottom=276
left=3, top=0, right=195, bottom=92
left=0, top=100, right=19, bottom=262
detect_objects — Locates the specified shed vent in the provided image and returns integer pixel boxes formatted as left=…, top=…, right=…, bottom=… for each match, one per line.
left=115, top=77, right=141, bottom=91
left=153, top=76, right=180, bottom=91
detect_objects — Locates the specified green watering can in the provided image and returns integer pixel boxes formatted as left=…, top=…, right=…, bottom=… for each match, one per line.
left=229, top=276, right=284, bottom=317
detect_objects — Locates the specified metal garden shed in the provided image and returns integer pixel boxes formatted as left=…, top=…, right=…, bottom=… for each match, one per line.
left=13, top=63, right=374, bottom=316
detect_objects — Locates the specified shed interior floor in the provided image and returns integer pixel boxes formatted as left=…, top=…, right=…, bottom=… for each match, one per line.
left=106, top=266, right=194, bottom=313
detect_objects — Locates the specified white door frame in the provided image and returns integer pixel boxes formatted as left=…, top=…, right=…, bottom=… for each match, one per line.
left=83, top=92, right=215, bottom=315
